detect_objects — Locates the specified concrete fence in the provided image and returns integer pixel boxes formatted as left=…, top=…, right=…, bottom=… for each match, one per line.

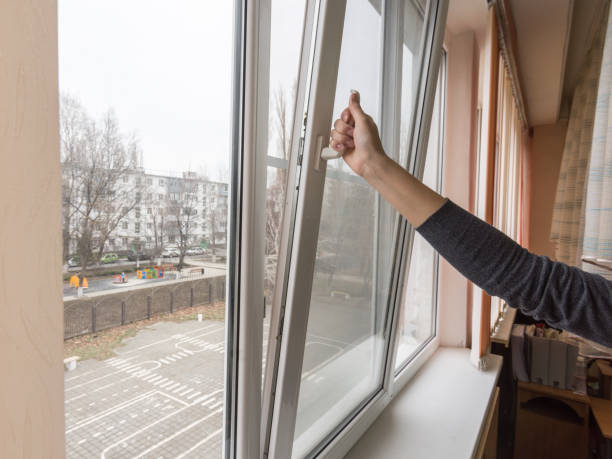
left=64, top=275, right=226, bottom=340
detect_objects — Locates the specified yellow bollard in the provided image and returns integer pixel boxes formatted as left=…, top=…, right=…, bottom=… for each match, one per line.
left=82, top=277, right=89, bottom=289
left=70, top=275, right=79, bottom=288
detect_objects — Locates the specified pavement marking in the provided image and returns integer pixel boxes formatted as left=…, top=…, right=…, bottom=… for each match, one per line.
left=158, top=391, right=190, bottom=407
left=175, top=428, right=223, bottom=459
left=65, top=363, right=143, bottom=392
left=209, top=400, right=224, bottom=410
left=131, top=409, right=223, bottom=458
left=159, top=358, right=170, bottom=364
left=65, top=369, right=98, bottom=382
left=187, top=391, right=201, bottom=399
left=100, top=392, right=221, bottom=459
left=179, top=388, right=193, bottom=396
left=166, top=382, right=181, bottom=391
left=66, top=390, right=156, bottom=433
left=65, top=393, right=87, bottom=403
left=172, top=384, right=187, bottom=393
left=115, top=324, right=219, bottom=356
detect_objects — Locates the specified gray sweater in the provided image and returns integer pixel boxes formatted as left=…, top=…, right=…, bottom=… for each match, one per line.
left=417, top=200, right=612, bottom=348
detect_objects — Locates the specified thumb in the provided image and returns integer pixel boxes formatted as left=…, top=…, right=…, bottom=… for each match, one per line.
left=348, top=89, right=365, bottom=121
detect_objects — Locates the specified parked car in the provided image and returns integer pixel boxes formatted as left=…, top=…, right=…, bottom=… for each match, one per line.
left=67, top=256, right=80, bottom=267
left=162, top=248, right=179, bottom=258
left=186, top=247, right=203, bottom=256
left=127, top=249, right=152, bottom=261
left=100, top=253, right=119, bottom=264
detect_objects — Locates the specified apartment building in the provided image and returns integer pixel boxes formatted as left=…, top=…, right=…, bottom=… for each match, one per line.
left=62, top=165, right=228, bottom=257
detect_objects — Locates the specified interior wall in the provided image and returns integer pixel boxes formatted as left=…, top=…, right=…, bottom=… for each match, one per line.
left=439, top=30, right=478, bottom=347
left=528, top=122, right=568, bottom=258
left=0, top=1, right=64, bottom=457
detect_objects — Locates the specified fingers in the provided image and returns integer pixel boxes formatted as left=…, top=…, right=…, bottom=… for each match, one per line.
left=333, top=118, right=354, bottom=136
left=330, top=129, right=355, bottom=148
left=341, top=108, right=355, bottom=127
left=347, top=89, right=366, bottom=121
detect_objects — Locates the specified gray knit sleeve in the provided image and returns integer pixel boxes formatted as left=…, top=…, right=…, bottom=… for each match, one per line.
left=416, top=199, right=612, bottom=348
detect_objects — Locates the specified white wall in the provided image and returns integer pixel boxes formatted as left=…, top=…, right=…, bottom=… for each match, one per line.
left=0, top=1, right=65, bottom=457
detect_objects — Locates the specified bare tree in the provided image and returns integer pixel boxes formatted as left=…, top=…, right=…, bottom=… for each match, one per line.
left=60, top=93, right=143, bottom=275
left=204, top=199, right=226, bottom=262
left=165, top=175, right=200, bottom=270
left=264, top=85, right=294, bottom=294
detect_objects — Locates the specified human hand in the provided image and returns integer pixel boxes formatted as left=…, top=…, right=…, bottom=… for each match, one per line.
left=329, top=90, right=387, bottom=177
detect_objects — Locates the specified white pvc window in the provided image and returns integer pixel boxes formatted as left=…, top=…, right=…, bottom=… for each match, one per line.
left=395, top=55, right=445, bottom=373
left=262, top=1, right=449, bottom=457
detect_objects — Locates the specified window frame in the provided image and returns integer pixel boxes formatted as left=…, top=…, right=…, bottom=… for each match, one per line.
left=262, top=0, right=449, bottom=458
left=392, top=49, right=446, bottom=380
left=224, top=0, right=270, bottom=457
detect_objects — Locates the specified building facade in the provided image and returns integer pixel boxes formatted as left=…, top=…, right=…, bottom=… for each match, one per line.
left=63, top=166, right=228, bottom=257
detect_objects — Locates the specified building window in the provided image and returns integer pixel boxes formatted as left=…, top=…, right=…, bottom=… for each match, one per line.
left=135, top=222, right=140, bottom=233
left=159, top=179, right=164, bottom=186
left=122, top=237, right=128, bottom=247
left=146, top=178, right=152, bottom=185
left=135, top=192, right=141, bottom=203
left=147, top=208, right=152, bottom=215
left=147, top=223, right=152, bottom=229
left=122, top=221, right=128, bottom=230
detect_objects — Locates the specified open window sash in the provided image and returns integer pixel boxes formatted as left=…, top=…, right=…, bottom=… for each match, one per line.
left=262, top=1, right=448, bottom=457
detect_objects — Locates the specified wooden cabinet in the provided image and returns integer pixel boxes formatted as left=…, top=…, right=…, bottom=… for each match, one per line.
left=514, top=381, right=589, bottom=459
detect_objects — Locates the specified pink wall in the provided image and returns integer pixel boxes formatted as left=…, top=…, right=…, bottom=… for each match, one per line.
left=439, top=30, right=478, bottom=347
left=528, top=122, right=568, bottom=258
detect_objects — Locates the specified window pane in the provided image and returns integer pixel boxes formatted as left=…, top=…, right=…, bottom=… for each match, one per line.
left=59, top=2, right=232, bottom=457
left=394, top=58, right=444, bottom=371
left=292, top=0, right=424, bottom=455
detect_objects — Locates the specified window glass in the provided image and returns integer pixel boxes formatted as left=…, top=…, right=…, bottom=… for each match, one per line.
left=292, top=0, right=425, bottom=456
left=395, top=58, right=445, bottom=371
left=59, top=2, right=232, bottom=457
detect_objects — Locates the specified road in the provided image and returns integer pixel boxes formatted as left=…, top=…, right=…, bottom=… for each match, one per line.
left=63, top=259, right=227, bottom=297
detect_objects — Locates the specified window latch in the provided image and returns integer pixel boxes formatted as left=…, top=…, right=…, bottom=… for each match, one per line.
left=314, top=136, right=342, bottom=171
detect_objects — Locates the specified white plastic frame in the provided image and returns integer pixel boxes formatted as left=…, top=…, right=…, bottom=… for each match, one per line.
left=262, top=0, right=449, bottom=458
left=225, top=0, right=270, bottom=457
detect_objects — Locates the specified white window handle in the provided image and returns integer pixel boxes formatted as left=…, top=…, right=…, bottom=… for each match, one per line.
left=321, top=146, right=342, bottom=160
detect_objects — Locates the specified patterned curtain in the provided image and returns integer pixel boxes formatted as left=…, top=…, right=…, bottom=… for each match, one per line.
left=583, top=4, right=612, bottom=280
left=550, top=3, right=609, bottom=266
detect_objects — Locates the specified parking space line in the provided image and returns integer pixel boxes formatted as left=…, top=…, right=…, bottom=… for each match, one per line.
left=175, top=428, right=223, bottom=459
left=132, top=409, right=223, bottom=458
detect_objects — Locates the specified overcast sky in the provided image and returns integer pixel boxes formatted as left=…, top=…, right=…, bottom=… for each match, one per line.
left=59, top=0, right=306, bottom=181
left=58, top=0, right=384, bottom=181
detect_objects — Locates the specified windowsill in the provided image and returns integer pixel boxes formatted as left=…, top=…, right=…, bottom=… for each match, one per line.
left=344, top=347, right=503, bottom=459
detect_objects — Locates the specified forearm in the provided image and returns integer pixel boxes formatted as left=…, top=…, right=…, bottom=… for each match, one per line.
left=362, top=154, right=446, bottom=228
